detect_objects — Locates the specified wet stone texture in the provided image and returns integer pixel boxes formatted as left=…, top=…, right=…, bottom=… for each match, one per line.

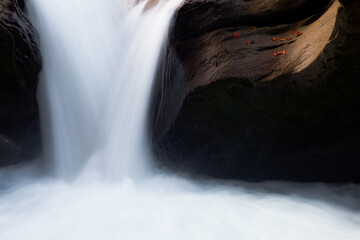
left=154, top=0, right=360, bottom=182
left=0, top=0, right=41, bottom=166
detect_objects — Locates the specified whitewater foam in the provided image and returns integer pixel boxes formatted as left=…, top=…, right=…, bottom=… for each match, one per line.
left=0, top=1, right=359, bottom=239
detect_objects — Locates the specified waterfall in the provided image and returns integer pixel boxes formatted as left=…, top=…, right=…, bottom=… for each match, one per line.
left=27, top=0, right=182, bottom=180
left=0, top=1, right=359, bottom=239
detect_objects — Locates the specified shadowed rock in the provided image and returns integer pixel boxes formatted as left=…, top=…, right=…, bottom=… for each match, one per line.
left=152, top=0, right=339, bottom=141
left=175, top=0, right=339, bottom=92
left=0, top=0, right=41, bottom=165
left=152, top=0, right=360, bottom=182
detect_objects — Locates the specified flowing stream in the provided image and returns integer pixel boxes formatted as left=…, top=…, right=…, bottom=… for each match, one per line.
left=27, top=0, right=182, bottom=180
left=0, top=0, right=360, bottom=239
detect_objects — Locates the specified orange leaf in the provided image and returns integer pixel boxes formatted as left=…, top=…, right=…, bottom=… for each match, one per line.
left=233, top=32, right=240, bottom=38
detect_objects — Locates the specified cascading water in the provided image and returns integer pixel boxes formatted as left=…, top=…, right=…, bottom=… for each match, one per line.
left=28, top=0, right=182, bottom=180
left=0, top=0, right=360, bottom=239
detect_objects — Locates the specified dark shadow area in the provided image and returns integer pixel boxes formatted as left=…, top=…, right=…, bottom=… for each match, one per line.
left=174, top=0, right=333, bottom=41
left=156, top=0, right=360, bottom=183
left=186, top=172, right=360, bottom=212
left=0, top=0, right=42, bottom=166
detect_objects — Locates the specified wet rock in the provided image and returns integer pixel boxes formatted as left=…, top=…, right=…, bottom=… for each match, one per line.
left=152, top=0, right=339, bottom=139
left=150, top=38, right=186, bottom=141
left=174, top=0, right=339, bottom=92
left=154, top=0, right=360, bottom=182
left=0, top=0, right=41, bottom=166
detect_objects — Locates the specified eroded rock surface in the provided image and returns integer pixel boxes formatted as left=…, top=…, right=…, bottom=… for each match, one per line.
left=154, top=0, right=360, bottom=182
left=0, top=0, right=41, bottom=165
left=152, top=0, right=340, bottom=140
left=175, top=0, right=339, bottom=91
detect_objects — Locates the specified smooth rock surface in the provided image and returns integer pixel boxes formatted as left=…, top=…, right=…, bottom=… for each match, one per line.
left=154, top=0, right=360, bottom=182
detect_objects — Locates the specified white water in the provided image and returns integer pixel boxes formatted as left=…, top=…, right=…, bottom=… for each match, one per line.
left=0, top=0, right=360, bottom=239
left=28, top=0, right=181, bottom=180
left=0, top=166, right=360, bottom=240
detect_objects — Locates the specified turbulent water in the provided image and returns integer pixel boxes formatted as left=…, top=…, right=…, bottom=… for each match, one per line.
left=0, top=0, right=359, bottom=239
left=1, top=165, right=360, bottom=240
left=27, top=0, right=181, bottom=180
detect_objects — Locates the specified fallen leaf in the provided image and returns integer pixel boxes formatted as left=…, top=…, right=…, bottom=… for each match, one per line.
left=233, top=32, right=240, bottom=38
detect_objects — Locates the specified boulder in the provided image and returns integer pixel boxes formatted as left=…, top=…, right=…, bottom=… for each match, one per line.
left=153, top=0, right=360, bottom=182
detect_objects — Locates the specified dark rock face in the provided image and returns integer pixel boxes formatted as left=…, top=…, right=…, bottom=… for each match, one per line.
left=174, top=0, right=332, bottom=42
left=154, top=0, right=360, bottom=182
left=0, top=0, right=41, bottom=165
left=152, top=0, right=340, bottom=137
left=175, top=0, right=339, bottom=91
left=149, top=41, right=186, bottom=141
